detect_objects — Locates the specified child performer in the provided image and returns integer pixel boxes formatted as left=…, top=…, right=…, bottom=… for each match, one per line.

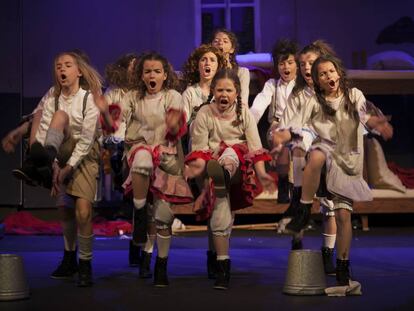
left=2, top=49, right=90, bottom=155
left=93, top=53, right=142, bottom=267
left=277, top=41, right=338, bottom=272
left=272, top=55, right=392, bottom=290
left=182, top=44, right=225, bottom=279
left=211, top=29, right=250, bottom=105
left=185, top=68, right=275, bottom=290
left=122, top=52, right=192, bottom=287
left=250, top=39, right=298, bottom=203
left=182, top=44, right=225, bottom=127
left=13, top=51, right=102, bottom=287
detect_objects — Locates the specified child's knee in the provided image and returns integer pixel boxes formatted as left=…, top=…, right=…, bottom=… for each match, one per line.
left=131, top=149, right=153, bottom=176
left=153, top=199, right=174, bottom=230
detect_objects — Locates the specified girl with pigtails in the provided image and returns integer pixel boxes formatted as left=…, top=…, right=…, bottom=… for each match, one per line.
left=184, top=68, right=274, bottom=290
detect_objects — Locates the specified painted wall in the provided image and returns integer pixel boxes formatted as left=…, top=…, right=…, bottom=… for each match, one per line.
left=1, top=0, right=413, bottom=95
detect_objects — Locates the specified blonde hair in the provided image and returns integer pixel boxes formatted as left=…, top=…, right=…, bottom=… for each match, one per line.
left=53, top=51, right=102, bottom=97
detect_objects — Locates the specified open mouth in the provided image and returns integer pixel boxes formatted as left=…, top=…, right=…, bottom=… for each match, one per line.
left=284, top=71, right=290, bottom=76
left=329, top=80, right=336, bottom=87
left=149, top=81, right=157, bottom=89
left=205, top=67, right=211, bottom=74
left=219, top=98, right=229, bottom=105
left=305, top=73, right=311, bottom=78
left=61, top=74, right=67, bottom=80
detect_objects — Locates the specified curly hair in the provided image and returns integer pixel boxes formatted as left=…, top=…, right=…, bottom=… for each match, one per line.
left=211, top=29, right=240, bottom=70
left=293, top=40, right=337, bottom=95
left=311, top=54, right=358, bottom=120
left=133, top=52, right=179, bottom=99
left=206, top=68, right=243, bottom=127
left=271, top=38, right=299, bottom=78
left=105, top=53, right=138, bottom=90
left=182, top=44, right=225, bottom=86
left=53, top=51, right=103, bottom=98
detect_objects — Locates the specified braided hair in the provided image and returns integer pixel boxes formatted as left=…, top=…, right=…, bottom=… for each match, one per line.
left=209, top=68, right=243, bottom=127
left=311, top=55, right=358, bottom=120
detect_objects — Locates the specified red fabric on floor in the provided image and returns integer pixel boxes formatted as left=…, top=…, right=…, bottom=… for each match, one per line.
left=388, top=162, right=414, bottom=189
left=3, top=211, right=132, bottom=236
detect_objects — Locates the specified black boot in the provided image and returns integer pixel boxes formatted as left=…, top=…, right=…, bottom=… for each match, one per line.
left=207, top=160, right=230, bottom=198
left=51, top=249, right=78, bottom=279
left=77, top=259, right=93, bottom=287
left=129, top=240, right=141, bottom=267
left=12, top=156, right=42, bottom=187
left=207, top=250, right=218, bottom=279
left=291, top=238, right=303, bottom=250
left=336, top=259, right=350, bottom=286
left=31, top=142, right=57, bottom=188
left=139, top=251, right=153, bottom=279
left=282, top=187, right=302, bottom=218
left=132, top=206, right=147, bottom=244
left=277, top=175, right=291, bottom=203
left=214, top=259, right=231, bottom=290
left=285, top=202, right=312, bottom=233
left=153, top=257, right=169, bottom=287
left=321, top=247, right=336, bottom=275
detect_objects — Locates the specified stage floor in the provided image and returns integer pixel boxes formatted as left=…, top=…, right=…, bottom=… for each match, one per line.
left=1, top=228, right=414, bottom=311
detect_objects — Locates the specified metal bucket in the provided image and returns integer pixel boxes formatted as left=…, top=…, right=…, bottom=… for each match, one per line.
left=0, top=254, right=30, bottom=301
left=283, top=249, right=326, bottom=295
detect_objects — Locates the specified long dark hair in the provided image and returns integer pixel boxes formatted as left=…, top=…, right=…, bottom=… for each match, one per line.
left=311, top=55, right=358, bottom=120
left=105, top=53, right=138, bottom=90
left=133, top=52, right=178, bottom=99
left=211, top=29, right=239, bottom=71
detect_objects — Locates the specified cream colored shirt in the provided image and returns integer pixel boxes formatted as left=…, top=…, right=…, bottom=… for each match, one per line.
left=238, top=67, right=250, bottom=105
left=279, top=85, right=314, bottom=128
left=124, top=89, right=183, bottom=147
left=182, top=84, right=208, bottom=125
left=35, top=87, right=99, bottom=169
left=104, top=87, right=129, bottom=140
left=191, top=101, right=263, bottom=154
left=250, top=78, right=295, bottom=124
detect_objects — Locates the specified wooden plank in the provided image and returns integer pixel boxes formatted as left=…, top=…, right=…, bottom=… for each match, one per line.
left=172, top=198, right=414, bottom=215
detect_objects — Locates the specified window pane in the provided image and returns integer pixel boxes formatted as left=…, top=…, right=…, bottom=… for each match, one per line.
left=201, top=0, right=225, bottom=4
left=231, top=7, right=255, bottom=53
left=230, top=0, right=254, bottom=4
left=201, top=8, right=225, bottom=43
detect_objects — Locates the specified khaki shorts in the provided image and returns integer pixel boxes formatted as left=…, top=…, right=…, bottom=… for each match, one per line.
left=57, top=137, right=100, bottom=204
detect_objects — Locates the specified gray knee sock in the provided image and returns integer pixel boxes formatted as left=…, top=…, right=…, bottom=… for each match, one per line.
left=78, top=234, right=94, bottom=261
left=45, top=128, right=64, bottom=151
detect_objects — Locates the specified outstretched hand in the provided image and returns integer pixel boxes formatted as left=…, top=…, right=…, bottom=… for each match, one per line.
left=372, top=116, right=393, bottom=141
left=2, top=129, right=22, bottom=153
left=93, top=93, right=109, bottom=114
left=166, top=109, right=182, bottom=134
left=257, top=172, right=276, bottom=193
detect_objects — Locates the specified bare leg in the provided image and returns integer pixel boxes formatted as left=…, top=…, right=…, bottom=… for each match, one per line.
left=334, top=208, right=352, bottom=260
left=301, top=149, right=326, bottom=202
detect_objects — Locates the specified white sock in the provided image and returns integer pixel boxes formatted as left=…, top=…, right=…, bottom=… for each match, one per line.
left=133, top=198, right=146, bottom=210
left=300, top=199, right=313, bottom=204
left=217, top=255, right=230, bottom=260
left=78, top=234, right=94, bottom=261
left=322, top=233, right=336, bottom=249
left=143, top=234, right=156, bottom=253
